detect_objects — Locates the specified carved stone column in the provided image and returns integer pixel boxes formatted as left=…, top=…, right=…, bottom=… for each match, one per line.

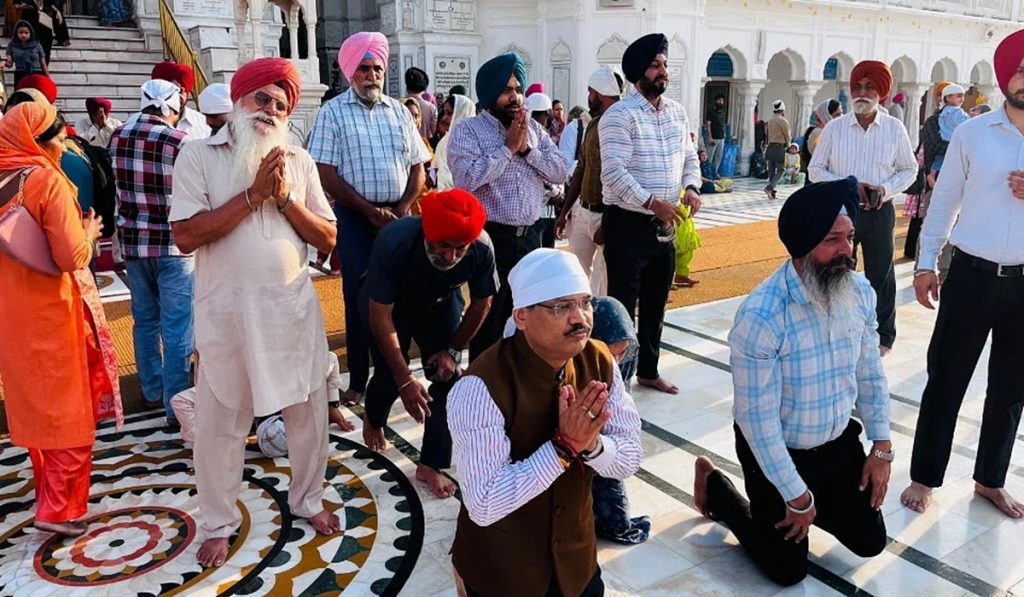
left=734, top=79, right=766, bottom=175
left=792, top=81, right=824, bottom=140
left=901, top=83, right=931, bottom=148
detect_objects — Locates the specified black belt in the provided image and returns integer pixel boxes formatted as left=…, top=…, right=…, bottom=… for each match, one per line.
left=580, top=202, right=604, bottom=214
left=767, top=142, right=786, bottom=146
left=953, top=248, right=1024, bottom=278
left=485, top=221, right=538, bottom=238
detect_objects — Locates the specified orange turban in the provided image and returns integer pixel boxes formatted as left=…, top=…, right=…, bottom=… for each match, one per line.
left=933, top=81, right=954, bottom=99
left=151, top=61, right=195, bottom=94
left=230, top=58, right=302, bottom=114
left=995, top=29, right=1024, bottom=92
left=420, top=189, right=487, bottom=245
left=850, top=60, right=893, bottom=101
left=15, top=74, right=57, bottom=103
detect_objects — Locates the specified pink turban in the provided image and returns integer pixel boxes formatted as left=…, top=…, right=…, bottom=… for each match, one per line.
left=338, top=32, right=389, bottom=82
left=995, top=29, right=1024, bottom=93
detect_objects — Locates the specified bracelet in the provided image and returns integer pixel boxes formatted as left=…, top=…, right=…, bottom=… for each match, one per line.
left=580, top=437, right=604, bottom=461
left=397, top=378, right=416, bottom=393
left=278, top=195, right=296, bottom=213
left=913, top=269, right=935, bottom=278
left=553, top=431, right=581, bottom=459
left=244, top=189, right=255, bottom=212
left=786, top=490, right=815, bottom=515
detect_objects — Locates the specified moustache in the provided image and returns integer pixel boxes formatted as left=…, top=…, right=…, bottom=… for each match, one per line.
left=564, top=323, right=592, bottom=337
left=826, top=255, right=857, bottom=271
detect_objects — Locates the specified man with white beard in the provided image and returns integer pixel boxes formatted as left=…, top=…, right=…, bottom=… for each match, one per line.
left=808, top=60, right=918, bottom=356
left=168, top=58, right=340, bottom=568
left=693, top=179, right=893, bottom=586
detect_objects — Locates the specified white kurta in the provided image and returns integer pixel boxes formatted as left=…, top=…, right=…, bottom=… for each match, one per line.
left=169, top=126, right=335, bottom=417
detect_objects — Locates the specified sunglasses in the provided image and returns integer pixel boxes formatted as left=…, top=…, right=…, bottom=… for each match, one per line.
left=253, top=90, right=288, bottom=113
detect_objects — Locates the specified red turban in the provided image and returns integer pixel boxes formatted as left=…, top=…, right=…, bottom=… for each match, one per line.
left=85, top=97, right=112, bottom=115
left=15, top=74, right=57, bottom=103
left=421, top=189, right=487, bottom=245
left=850, top=60, right=893, bottom=101
left=152, top=61, right=195, bottom=94
left=995, top=29, right=1024, bottom=93
left=230, top=58, right=302, bottom=114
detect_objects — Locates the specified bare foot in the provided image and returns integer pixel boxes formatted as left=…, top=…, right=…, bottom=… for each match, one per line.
left=694, top=456, right=716, bottom=517
left=307, top=508, right=342, bottom=534
left=900, top=482, right=933, bottom=513
left=879, top=345, right=892, bottom=357
left=975, top=483, right=1024, bottom=518
left=362, top=417, right=387, bottom=452
left=672, top=275, right=701, bottom=288
left=328, top=405, right=356, bottom=432
left=637, top=376, right=679, bottom=395
left=416, top=464, right=457, bottom=499
left=340, top=389, right=363, bottom=407
left=34, top=520, right=88, bottom=537
left=197, top=537, right=229, bottom=568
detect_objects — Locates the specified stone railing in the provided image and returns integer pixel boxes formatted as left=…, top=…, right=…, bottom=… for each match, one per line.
left=809, top=0, right=1021, bottom=22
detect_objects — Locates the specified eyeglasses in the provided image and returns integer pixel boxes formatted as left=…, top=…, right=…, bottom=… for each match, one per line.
left=533, top=298, right=594, bottom=319
left=253, top=90, right=288, bottom=114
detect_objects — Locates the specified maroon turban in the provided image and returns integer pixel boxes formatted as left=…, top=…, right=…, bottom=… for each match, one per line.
left=230, top=58, right=302, bottom=114
left=15, top=74, right=57, bottom=103
left=152, top=61, right=195, bottom=94
left=85, top=97, right=112, bottom=115
left=421, top=189, right=487, bottom=245
left=850, top=60, right=893, bottom=101
left=995, top=29, right=1024, bottom=93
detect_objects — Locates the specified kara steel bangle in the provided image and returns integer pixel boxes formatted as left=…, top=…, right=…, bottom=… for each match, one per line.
left=244, top=189, right=255, bottom=212
left=786, top=490, right=815, bottom=515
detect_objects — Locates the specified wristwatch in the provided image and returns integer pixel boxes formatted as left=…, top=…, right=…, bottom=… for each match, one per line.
left=446, top=347, right=462, bottom=365
left=870, top=447, right=895, bottom=462
left=685, top=184, right=701, bottom=196
left=278, top=192, right=296, bottom=213
left=581, top=437, right=605, bottom=462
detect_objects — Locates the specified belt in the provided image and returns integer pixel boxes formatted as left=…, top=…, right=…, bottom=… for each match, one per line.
left=485, top=221, right=537, bottom=238
left=767, top=142, right=786, bottom=146
left=953, top=248, right=1024, bottom=278
left=579, top=202, right=604, bottom=214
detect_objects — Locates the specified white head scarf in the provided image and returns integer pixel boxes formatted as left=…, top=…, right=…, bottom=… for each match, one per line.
left=501, top=248, right=592, bottom=338
left=435, top=94, right=477, bottom=190
left=941, top=84, right=965, bottom=99
left=198, top=83, right=232, bottom=115
left=588, top=65, right=623, bottom=97
left=524, top=92, right=553, bottom=113
left=140, top=79, right=181, bottom=117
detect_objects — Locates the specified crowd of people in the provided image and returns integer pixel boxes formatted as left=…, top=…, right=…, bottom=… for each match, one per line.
left=0, top=21, right=1022, bottom=595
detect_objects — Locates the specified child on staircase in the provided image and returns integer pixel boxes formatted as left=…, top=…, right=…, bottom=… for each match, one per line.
left=4, top=21, right=48, bottom=87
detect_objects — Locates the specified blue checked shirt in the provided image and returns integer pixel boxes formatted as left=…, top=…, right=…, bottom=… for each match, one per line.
left=307, top=90, right=430, bottom=203
left=728, top=261, right=890, bottom=502
left=447, top=111, right=569, bottom=226
left=599, top=89, right=702, bottom=215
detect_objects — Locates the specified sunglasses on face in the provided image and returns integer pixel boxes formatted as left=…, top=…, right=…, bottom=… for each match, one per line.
left=253, top=90, right=288, bottom=113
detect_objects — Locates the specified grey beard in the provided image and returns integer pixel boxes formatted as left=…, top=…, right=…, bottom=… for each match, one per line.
left=228, top=106, right=290, bottom=189
left=800, top=257, right=858, bottom=316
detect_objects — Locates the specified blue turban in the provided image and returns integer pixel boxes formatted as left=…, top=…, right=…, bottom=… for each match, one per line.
left=778, top=177, right=859, bottom=259
left=475, top=53, right=527, bottom=110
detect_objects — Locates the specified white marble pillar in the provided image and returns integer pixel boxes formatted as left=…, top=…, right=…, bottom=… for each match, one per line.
left=792, top=81, right=825, bottom=140
left=734, top=79, right=766, bottom=175
left=901, top=83, right=930, bottom=148
left=287, top=5, right=300, bottom=60
left=234, top=0, right=251, bottom=61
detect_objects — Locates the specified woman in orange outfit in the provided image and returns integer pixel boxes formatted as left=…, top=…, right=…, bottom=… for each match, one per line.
left=0, top=102, right=122, bottom=537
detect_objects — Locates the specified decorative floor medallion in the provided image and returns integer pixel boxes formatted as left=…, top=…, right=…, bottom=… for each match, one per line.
left=0, top=414, right=423, bottom=596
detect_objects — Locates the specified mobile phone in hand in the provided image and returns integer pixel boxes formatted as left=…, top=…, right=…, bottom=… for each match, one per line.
left=867, top=188, right=882, bottom=209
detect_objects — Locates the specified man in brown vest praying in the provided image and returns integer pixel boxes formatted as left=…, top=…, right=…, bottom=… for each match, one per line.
left=447, top=248, right=643, bottom=597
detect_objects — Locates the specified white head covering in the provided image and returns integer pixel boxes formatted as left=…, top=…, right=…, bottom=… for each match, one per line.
left=588, top=65, right=623, bottom=97
left=434, top=94, right=477, bottom=190
left=510, top=248, right=591, bottom=309
left=941, top=83, right=965, bottom=98
left=524, top=92, right=553, bottom=113
left=256, top=415, right=289, bottom=458
left=198, top=83, right=232, bottom=115
left=773, top=99, right=785, bottom=112
left=140, top=79, right=181, bottom=117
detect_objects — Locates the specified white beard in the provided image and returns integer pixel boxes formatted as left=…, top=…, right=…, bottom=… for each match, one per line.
left=228, top=105, right=290, bottom=189
left=800, top=261, right=859, bottom=322
left=853, top=98, right=878, bottom=116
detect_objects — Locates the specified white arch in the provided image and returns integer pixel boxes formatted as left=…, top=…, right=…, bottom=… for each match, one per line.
left=550, top=39, right=572, bottom=64
left=891, top=55, right=919, bottom=85
left=828, top=52, right=855, bottom=81
left=767, top=49, right=806, bottom=82
left=970, top=60, right=995, bottom=85
left=500, top=43, right=533, bottom=69
left=596, top=34, right=630, bottom=65
left=705, top=45, right=748, bottom=79
left=930, top=58, right=959, bottom=83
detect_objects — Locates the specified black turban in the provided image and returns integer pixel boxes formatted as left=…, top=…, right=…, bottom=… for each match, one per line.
left=778, top=177, right=859, bottom=259
left=448, top=84, right=467, bottom=97
left=622, top=33, right=668, bottom=84
left=405, top=67, right=430, bottom=93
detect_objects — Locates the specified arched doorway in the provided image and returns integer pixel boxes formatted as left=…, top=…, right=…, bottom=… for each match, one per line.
left=760, top=50, right=806, bottom=137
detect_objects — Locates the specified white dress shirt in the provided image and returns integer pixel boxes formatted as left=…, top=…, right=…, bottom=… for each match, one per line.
left=918, top=105, right=1024, bottom=270
left=448, top=362, right=643, bottom=527
left=177, top=106, right=212, bottom=140
left=558, top=118, right=584, bottom=179
left=808, top=111, right=918, bottom=199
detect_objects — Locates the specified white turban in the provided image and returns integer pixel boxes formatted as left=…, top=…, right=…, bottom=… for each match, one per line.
left=941, top=83, right=965, bottom=98
left=198, top=83, right=232, bottom=115
left=524, top=92, right=553, bottom=113
left=510, top=249, right=591, bottom=309
left=588, top=65, right=623, bottom=97
left=773, top=99, right=785, bottom=112
left=140, top=79, right=181, bottom=117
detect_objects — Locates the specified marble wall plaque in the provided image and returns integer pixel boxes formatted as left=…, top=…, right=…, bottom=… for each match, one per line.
left=173, top=0, right=231, bottom=19
left=434, top=55, right=472, bottom=94
left=429, top=0, right=475, bottom=31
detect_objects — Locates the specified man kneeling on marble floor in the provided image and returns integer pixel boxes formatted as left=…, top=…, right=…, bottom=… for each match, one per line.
left=694, top=178, right=892, bottom=586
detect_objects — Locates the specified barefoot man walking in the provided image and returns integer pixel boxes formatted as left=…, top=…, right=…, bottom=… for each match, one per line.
left=169, top=58, right=341, bottom=567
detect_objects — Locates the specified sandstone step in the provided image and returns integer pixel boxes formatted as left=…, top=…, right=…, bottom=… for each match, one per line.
left=61, top=24, right=143, bottom=41
left=33, top=71, right=151, bottom=86
left=48, top=60, right=157, bottom=75
left=48, top=47, right=163, bottom=63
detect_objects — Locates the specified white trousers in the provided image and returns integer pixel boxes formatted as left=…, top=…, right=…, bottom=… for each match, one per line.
left=567, top=203, right=607, bottom=296
left=193, top=369, right=330, bottom=538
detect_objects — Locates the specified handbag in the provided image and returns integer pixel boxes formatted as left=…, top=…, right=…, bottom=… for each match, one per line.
left=0, top=167, right=61, bottom=276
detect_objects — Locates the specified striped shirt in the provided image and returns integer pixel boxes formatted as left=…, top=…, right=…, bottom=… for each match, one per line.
left=807, top=111, right=918, bottom=199
left=448, top=362, right=643, bottom=527
left=598, top=89, right=701, bottom=215
left=919, top=106, right=1024, bottom=270
left=447, top=111, right=569, bottom=226
left=308, top=90, right=431, bottom=204
left=729, top=261, right=890, bottom=502
left=109, top=114, right=189, bottom=258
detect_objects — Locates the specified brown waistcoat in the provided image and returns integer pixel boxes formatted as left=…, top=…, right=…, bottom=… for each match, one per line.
left=452, top=333, right=615, bottom=597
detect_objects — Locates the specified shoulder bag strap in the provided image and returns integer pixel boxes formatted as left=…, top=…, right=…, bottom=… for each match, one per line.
left=0, top=168, right=30, bottom=210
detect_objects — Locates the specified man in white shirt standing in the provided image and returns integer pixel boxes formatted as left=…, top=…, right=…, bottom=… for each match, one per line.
left=808, top=60, right=918, bottom=355
left=900, top=30, right=1024, bottom=519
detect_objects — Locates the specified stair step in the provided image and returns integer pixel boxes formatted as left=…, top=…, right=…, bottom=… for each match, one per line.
left=60, top=25, right=143, bottom=40
left=64, top=15, right=102, bottom=27
left=50, top=83, right=150, bottom=98
left=49, top=47, right=163, bottom=62
left=48, top=61, right=157, bottom=74
left=37, top=71, right=151, bottom=86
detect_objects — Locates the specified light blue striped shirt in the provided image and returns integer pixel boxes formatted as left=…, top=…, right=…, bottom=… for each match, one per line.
left=598, top=89, right=702, bottom=214
left=307, top=90, right=430, bottom=203
left=728, top=261, right=890, bottom=501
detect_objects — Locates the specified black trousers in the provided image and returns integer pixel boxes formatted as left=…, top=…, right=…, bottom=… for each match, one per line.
left=469, top=222, right=541, bottom=362
left=903, top=216, right=923, bottom=260
left=910, top=250, right=1024, bottom=488
left=603, top=206, right=675, bottom=380
left=853, top=202, right=897, bottom=348
left=361, top=292, right=463, bottom=470
left=465, top=569, right=604, bottom=597
left=765, top=143, right=786, bottom=191
left=707, top=422, right=886, bottom=587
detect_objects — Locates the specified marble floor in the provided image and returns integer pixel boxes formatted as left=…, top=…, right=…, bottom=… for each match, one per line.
left=350, top=259, right=1024, bottom=597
